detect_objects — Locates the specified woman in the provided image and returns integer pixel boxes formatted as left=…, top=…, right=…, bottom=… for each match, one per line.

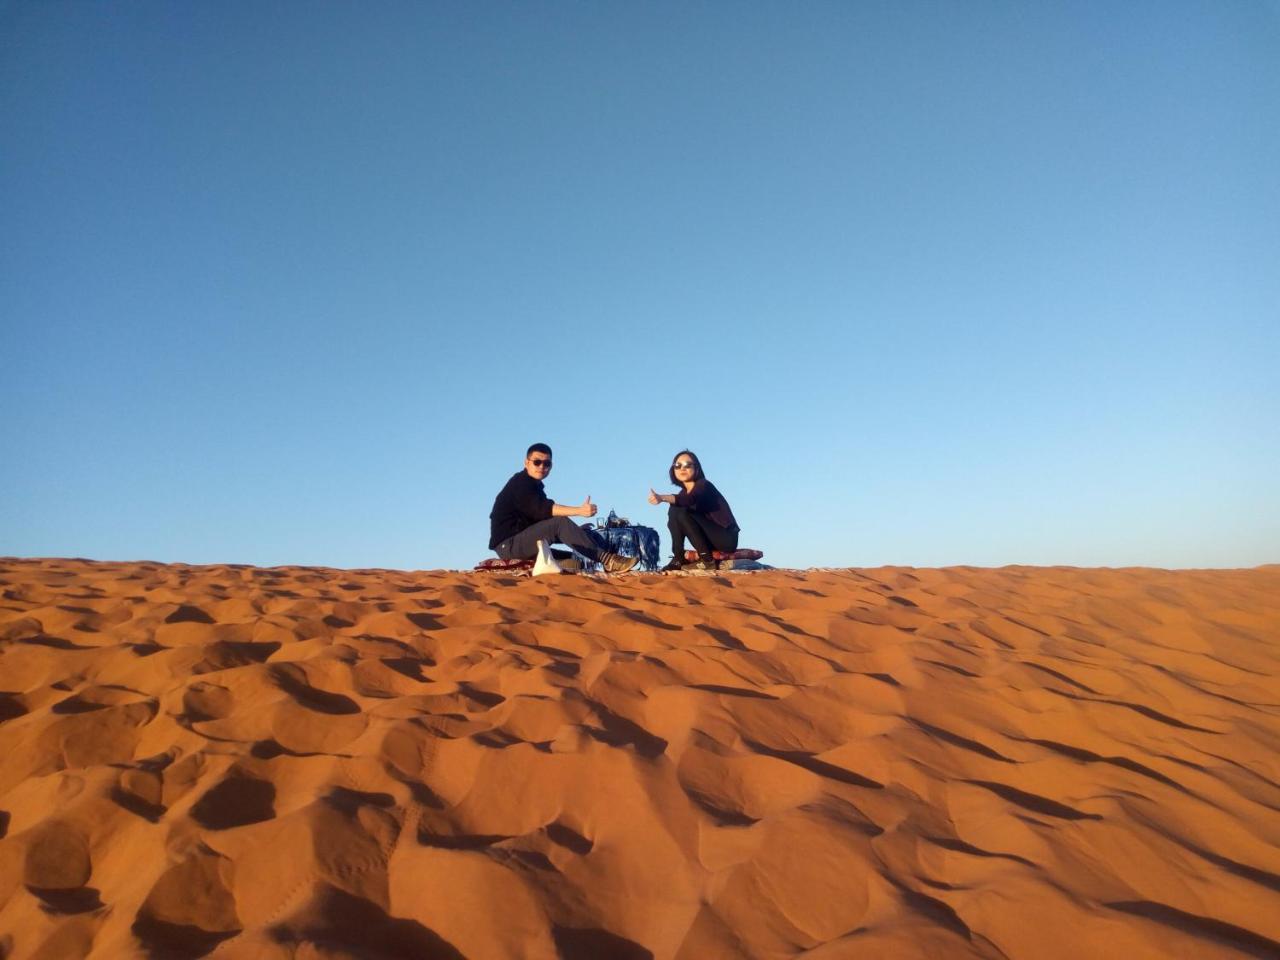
left=648, top=450, right=739, bottom=571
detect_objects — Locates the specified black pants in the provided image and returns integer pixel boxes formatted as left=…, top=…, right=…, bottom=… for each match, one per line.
left=667, top=506, right=739, bottom=558
left=495, top=517, right=608, bottom=562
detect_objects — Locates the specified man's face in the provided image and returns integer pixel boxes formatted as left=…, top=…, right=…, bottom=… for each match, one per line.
left=524, top=451, right=552, bottom=480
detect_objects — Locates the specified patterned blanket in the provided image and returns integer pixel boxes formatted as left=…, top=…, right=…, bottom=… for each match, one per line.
left=474, top=557, right=534, bottom=573
left=579, top=524, right=661, bottom=572
left=477, top=528, right=754, bottom=574
left=683, top=548, right=764, bottom=562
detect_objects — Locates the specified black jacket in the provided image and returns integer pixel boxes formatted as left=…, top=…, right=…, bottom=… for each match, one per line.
left=489, top=471, right=554, bottom=548
left=673, top=479, right=738, bottom=531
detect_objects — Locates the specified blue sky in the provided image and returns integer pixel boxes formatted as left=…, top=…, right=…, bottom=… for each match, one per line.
left=2, top=1, right=1277, bottom=571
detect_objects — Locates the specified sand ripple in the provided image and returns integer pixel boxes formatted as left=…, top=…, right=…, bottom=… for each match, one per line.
left=0, top=558, right=1278, bottom=958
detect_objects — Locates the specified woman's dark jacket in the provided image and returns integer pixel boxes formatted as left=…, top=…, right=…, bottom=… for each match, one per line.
left=673, top=479, right=738, bottom=531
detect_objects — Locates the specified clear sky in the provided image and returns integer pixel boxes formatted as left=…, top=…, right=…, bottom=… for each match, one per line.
left=2, top=1, right=1277, bottom=571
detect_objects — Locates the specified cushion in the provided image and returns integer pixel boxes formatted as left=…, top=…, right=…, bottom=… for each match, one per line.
left=474, top=557, right=534, bottom=572
left=684, top=548, right=764, bottom=562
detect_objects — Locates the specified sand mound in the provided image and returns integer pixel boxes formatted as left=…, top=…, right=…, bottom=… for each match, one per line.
left=0, top=558, right=1277, bottom=959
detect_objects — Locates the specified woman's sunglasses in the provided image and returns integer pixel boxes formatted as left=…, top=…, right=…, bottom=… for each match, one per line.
left=529, top=458, right=552, bottom=468
left=673, top=461, right=695, bottom=470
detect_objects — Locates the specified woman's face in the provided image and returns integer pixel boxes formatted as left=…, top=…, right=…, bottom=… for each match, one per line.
left=672, top=453, right=697, bottom=481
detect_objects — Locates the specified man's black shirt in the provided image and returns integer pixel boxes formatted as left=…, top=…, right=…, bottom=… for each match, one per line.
left=489, top=471, right=554, bottom=549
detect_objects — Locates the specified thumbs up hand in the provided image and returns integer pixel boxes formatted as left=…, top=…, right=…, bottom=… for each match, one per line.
left=581, top=495, right=598, bottom=518
left=648, top=488, right=659, bottom=505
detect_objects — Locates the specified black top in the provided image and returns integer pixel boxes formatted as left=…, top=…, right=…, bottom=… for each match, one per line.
left=489, top=471, right=554, bottom=548
left=673, top=479, right=739, bottom=531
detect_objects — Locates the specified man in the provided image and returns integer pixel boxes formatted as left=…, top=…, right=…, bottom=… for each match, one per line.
left=489, top=443, right=639, bottom=574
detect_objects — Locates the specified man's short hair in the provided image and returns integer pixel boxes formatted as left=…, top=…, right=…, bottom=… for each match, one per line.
left=527, top=443, right=552, bottom=458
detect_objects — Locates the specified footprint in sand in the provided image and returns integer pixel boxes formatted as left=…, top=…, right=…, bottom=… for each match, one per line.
left=268, top=885, right=465, bottom=960
left=164, top=604, right=215, bottom=624
left=112, top=767, right=167, bottom=822
left=191, top=639, right=280, bottom=674
left=181, top=681, right=233, bottom=723
left=189, top=773, right=277, bottom=830
left=552, top=926, right=653, bottom=960
left=22, top=820, right=104, bottom=915
left=0, top=691, right=28, bottom=724
left=131, top=844, right=239, bottom=957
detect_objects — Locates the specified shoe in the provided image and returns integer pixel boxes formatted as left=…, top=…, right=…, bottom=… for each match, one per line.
left=660, top=556, right=685, bottom=572
left=549, top=546, right=582, bottom=571
left=532, top=540, right=567, bottom=577
left=601, top=552, right=639, bottom=574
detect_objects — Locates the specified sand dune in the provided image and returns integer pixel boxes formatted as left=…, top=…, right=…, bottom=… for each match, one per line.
left=0, top=557, right=1277, bottom=959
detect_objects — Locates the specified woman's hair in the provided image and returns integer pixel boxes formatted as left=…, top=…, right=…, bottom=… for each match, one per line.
left=669, top=449, right=706, bottom=486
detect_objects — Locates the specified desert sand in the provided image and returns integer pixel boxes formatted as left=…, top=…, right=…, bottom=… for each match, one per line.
left=0, top=557, right=1277, bottom=959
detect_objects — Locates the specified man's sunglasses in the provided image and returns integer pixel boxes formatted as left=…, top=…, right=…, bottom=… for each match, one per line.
left=673, top=461, right=695, bottom=470
left=529, top=458, right=552, bottom=467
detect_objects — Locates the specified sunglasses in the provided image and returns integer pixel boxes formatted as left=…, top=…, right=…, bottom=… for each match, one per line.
left=529, top=458, right=552, bottom=467
left=672, top=461, right=695, bottom=470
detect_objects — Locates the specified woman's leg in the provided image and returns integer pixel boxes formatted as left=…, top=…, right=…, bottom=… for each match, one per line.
left=689, top=512, right=738, bottom=554
left=668, top=507, right=738, bottom=558
left=705, top=521, right=739, bottom=554
left=667, top=506, right=701, bottom=557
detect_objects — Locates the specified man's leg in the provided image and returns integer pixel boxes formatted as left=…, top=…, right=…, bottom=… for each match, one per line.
left=498, top=517, right=607, bottom=562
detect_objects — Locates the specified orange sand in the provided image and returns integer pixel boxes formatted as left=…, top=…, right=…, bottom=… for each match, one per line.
left=0, top=557, right=1278, bottom=959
